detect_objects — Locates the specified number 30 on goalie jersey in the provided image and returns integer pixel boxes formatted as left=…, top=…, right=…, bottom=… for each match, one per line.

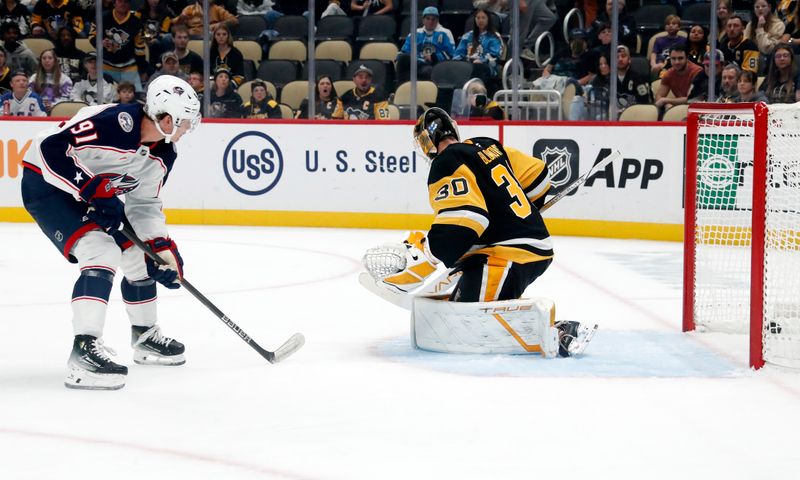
left=426, top=137, right=553, bottom=267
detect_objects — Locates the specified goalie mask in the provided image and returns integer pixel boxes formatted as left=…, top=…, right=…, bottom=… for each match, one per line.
left=413, top=107, right=459, bottom=163
left=145, top=75, right=202, bottom=143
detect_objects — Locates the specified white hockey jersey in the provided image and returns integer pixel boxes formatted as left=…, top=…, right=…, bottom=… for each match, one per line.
left=25, top=103, right=179, bottom=241
left=1, top=91, right=47, bottom=117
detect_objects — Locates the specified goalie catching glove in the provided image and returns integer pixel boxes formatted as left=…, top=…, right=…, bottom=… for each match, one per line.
left=362, top=231, right=440, bottom=293
left=144, top=237, right=183, bottom=289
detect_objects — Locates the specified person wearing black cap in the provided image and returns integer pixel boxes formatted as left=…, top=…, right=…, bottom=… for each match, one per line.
left=333, top=64, right=389, bottom=120
left=71, top=52, right=117, bottom=105
left=209, top=66, right=243, bottom=118
left=243, top=80, right=281, bottom=119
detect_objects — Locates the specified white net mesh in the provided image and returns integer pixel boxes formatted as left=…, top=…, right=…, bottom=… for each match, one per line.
left=694, top=113, right=755, bottom=333
left=362, top=243, right=407, bottom=280
left=762, top=105, right=800, bottom=367
left=692, top=105, right=800, bottom=368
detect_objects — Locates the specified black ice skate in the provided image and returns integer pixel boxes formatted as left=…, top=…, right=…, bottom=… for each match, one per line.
left=65, top=335, right=128, bottom=390
left=131, top=325, right=186, bottom=366
left=555, top=321, right=598, bottom=357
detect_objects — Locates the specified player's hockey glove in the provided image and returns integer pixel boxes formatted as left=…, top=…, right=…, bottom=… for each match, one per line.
left=144, top=237, right=184, bottom=289
left=379, top=232, right=440, bottom=293
left=79, top=176, right=125, bottom=232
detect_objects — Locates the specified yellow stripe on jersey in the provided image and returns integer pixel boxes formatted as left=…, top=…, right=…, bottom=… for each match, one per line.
left=434, top=211, right=489, bottom=236
left=504, top=146, right=550, bottom=204
left=428, top=163, right=488, bottom=213
left=466, top=246, right=553, bottom=264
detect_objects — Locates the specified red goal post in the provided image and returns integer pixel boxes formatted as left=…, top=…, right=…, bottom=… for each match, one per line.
left=684, top=102, right=800, bottom=370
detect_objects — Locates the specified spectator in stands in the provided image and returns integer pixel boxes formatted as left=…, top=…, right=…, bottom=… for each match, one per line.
left=297, top=74, right=339, bottom=119
left=90, top=0, right=148, bottom=92
left=211, top=24, right=245, bottom=88
left=518, top=0, right=557, bottom=62
left=689, top=49, right=724, bottom=102
left=745, top=0, right=785, bottom=55
left=716, top=63, right=741, bottom=102
left=453, top=7, right=503, bottom=83
left=0, top=45, right=11, bottom=94
left=760, top=42, right=800, bottom=103
left=616, top=45, right=650, bottom=108
left=137, top=0, right=176, bottom=68
left=237, top=0, right=283, bottom=28
left=655, top=45, right=702, bottom=111
left=70, top=51, right=116, bottom=105
left=1, top=70, right=47, bottom=116
left=651, top=15, right=686, bottom=78
left=321, top=0, right=346, bottom=18
left=588, top=22, right=612, bottom=66
left=187, top=70, right=204, bottom=112
left=209, top=66, right=243, bottom=118
left=149, top=50, right=187, bottom=83
left=716, top=0, right=732, bottom=40
left=686, top=24, right=708, bottom=66
left=591, top=0, right=636, bottom=52
left=30, top=0, right=85, bottom=40
left=172, top=24, right=203, bottom=77
left=465, top=78, right=504, bottom=120
left=333, top=64, right=389, bottom=120
left=736, top=70, right=768, bottom=102
left=350, top=0, right=393, bottom=16
left=30, top=48, right=72, bottom=112
left=0, top=0, right=32, bottom=37
left=1, top=22, right=37, bottom=74
left=551, top=28, right=594, bottom=86
left=242, top=80, right=281, bottom=118
left=720, top=15, right=760, bottom=73
left=396, top=7, right=455, bottom=84
left=176, top=0, right=238, bottom=37
left=116, top=80, right=137, bottom=103
left=779, top=0, right=800, bottom=48
left=54, top=26, right=86, bottom=85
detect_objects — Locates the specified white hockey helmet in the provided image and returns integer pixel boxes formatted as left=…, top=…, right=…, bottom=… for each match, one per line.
left=145, top=75, right=201, bottom=143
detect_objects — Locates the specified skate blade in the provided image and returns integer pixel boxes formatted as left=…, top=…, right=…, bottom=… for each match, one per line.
left=568, top=324, right=598, bottom=356
left=65, top=368, right=126, bottom=390
left=133, top=351, right=186, bottom=366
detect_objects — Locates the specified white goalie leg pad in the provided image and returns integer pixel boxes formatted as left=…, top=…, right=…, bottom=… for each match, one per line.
left=411, top=297, right=559, bottom=357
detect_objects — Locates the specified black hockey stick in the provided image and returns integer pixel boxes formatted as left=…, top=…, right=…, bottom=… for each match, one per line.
left=121, top=226, right=305, bottom=364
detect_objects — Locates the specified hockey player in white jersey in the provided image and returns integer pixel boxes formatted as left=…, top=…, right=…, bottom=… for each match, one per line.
left=20, top=75, right=201, bottom=390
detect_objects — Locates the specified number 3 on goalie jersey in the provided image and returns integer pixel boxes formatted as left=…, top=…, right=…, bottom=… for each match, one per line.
left=491, top=164, right=531, bottom=218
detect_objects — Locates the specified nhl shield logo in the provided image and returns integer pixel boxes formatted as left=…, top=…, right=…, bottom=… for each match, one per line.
left=533, top=139, right=580, bottom=196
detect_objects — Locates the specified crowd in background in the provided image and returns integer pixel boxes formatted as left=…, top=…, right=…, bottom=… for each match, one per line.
left=0, top=0, right=798, bottom=121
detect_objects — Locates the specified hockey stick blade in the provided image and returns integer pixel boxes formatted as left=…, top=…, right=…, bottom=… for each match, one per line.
left=120, top=226, right=305, bottom=364
left=260, top=332, right=306, bottom=364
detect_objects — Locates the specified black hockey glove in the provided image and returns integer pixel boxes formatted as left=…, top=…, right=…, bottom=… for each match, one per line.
left=79, top=176, right=125, bottom=232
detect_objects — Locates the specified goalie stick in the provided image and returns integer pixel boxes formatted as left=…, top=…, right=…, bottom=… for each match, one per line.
left=121, top=226, right=305, bottom=364
left=361, top=149, right=623, bottom=310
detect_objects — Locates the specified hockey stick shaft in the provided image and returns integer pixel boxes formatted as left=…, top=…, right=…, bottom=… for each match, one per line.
left=121, top=226, right=304, bottom=364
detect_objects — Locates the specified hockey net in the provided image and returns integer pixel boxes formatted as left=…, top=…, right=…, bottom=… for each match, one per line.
left=685, top=102, right=800, bottom=369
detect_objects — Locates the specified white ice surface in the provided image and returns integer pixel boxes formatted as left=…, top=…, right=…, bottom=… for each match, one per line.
left=1, top=224, right=800, bottom=480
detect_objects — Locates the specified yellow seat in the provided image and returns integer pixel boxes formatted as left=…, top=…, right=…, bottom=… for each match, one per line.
left=618, top=104, right=659, bottom=122
left=50, top=101, right=89, bottom=118
left=268, top=40, right=307, bottom=62
left=76, top=38, right=95, bottom=53
left=662, top=104, right=689, bottom=122
left=234, top=40, right=262, bottom=67
left=237, top=80, right=278, bottom=102
left=315, top=40, right=352, bottom=62
left=24, top=38, right=55, bottom=59
left=333, top=80, right=354, bottom=96
left=280, top=80, right=310, bottom=110
left=393, top=81, right=437, bottom=108
left=279, top=103, right=294, bottom=119
left=359, top=42, right=398, bottom=62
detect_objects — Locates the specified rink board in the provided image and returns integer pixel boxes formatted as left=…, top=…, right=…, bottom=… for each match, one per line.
left=0, top=118, right=685, bottom=240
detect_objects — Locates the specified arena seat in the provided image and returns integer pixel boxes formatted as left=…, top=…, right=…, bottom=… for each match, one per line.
left=272, top=15, right=308, bottom=41
left=50, top=101, right=88, bottom=118
left=234, top=15, right=267, bottom=40
left=431, top=61, right=474, bottom=89
left=279, top=103, right=295, bottom=119
left=633, top=5, right=677, bottom=36
left=386, top=103, right=401, bottom=120
left=76, top=38, right=94, bottom=53
left=237, top=80, right=278, bottom=102
left=359, top=42, right=399, bottom=62
left=268, top=40, right=307, bottom=62
left=355, top=15, right=397, bottom=44
left=315, top=16, right=355, bottom=42
left=256, top=60, right=299, bottom=90
left=302, top=59, right=345, bottom=82
left=618, top=104, right=659, bottom=122
left=394, top=81, right=438, bottom=108
left=234, top=40, right=263, bottom=66
left=681, top=3, right=712, bottom=28
left=315, top=40, right=353, bottom=62
left=334, top=80, right=355, bottom=96
left=662, top=104, right=688, bottom=122
left=400, top=0, right=440, bottom=18
left=23, top=38, right=54, bottom=59
left=280, top=80, right=310, bottom=110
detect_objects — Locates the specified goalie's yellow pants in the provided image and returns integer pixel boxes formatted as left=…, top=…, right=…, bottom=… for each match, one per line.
left=449, top=255, right=552, bottom=303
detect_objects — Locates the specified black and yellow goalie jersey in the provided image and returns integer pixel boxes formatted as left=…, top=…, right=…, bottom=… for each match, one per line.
left=427, top=137, right=553, bottom=268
